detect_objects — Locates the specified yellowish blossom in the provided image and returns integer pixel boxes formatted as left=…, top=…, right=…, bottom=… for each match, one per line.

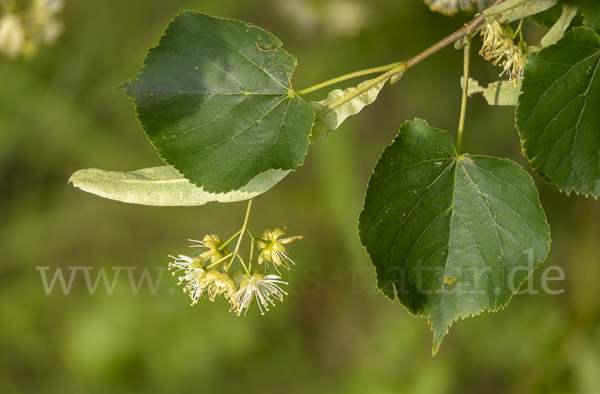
left=185, top=269, right=237, bottom=305
left=189, top=234, right=230, bottom=266
left=168, top=254, right=206, bottom=284
left=231, top=272, right=288, bottom=316
left=0, top=14, right=25, bottom=58
left=479, top=20, right=525, bottom=83
left=0, top=0, right=64, bottom=58
left=257, top=227, right=302, bottom=273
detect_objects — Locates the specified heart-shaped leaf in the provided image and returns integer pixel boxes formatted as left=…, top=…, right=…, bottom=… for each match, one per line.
left=358, top=119, right=550, bottom=354
left=118, top=12, right=314, bottom=193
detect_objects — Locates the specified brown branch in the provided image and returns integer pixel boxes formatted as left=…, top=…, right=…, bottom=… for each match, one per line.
left=404, top=0, right=507, bottom=70
left=312, top=0, right=508, bottom=119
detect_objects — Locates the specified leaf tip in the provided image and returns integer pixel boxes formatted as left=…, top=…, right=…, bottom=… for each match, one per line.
left=68, top=170, right=83, bottom=186
left=431, top=327, right=448, bottom=356
left=114, top=81, right=129, bottom=93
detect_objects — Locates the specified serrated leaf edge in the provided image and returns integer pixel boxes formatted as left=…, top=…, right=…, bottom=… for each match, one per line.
left=517, top=27, right=600, bottom=198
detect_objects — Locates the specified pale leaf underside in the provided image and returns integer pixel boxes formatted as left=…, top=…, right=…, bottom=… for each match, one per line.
left=309, top=77, right=388, bottom=142
left=484, top=0, right=559, bottom=23
left=69, top=166, right=289, bottom=206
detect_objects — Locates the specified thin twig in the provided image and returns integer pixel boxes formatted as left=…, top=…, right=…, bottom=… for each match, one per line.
left=457, top=37, right=471, bottom=155
left=310, top=0, right=507, bottom=118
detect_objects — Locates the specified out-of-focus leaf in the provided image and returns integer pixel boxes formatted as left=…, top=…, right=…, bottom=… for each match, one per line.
left=69, top=166, right=289, bottom=206
left=118, top=12, right=314, bottom=194
left=484, top=0, right=559, bottom=23
left=517, top=27, right=600, bottom=197
left=308, top=77, right=388, bottom=142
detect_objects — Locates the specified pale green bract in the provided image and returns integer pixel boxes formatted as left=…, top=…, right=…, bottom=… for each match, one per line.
left=484, top=0, right=558, bottom=23
left=539, top=4, right=578, bottom=49
left=69, top=167, right=289, bottom=206
left=463, top=77, right=521, bottom=106
left=309, top=77, right=389, bottom=142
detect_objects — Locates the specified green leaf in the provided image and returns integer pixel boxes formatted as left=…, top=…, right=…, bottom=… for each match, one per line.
left=462, top=77, right=521, bottom=106
left=484, top=0, right=559, bottom=23
left=517, top=27, right=600, bottom=197
left=358, top=120, right=550, bottom=354
left=69, top=166, right=288, bottom=206
left=540, top=4, right=578, bottom=49
left=574, top=0, right=600, bottom=31
left=118, top=12, right=314, bottom=194
left=528, top=2, right=563, bottom=27
left=308, top=77, right=388, bottom=142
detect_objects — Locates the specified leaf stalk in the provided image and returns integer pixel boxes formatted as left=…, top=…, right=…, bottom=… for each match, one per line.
left=295, top=62, right=400, bottom=96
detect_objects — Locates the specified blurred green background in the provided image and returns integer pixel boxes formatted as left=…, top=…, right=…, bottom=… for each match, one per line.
left=2, top=0, right=600, bottom=393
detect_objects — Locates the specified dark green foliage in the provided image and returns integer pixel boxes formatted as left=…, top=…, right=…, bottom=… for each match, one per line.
left=572, top=0, right=600, bottom=30
left=119, top=12, right=314, bottom=193
left=517, top=27, right=600, bottom=197
left=359, top=120, right=551, bottom=353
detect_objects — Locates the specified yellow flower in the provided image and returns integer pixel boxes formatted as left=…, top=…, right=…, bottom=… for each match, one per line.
left=27, top=0, right=64, bottom=45
left=168, top=254, right=206, bottom=285
left=169, top=247, right=236, bottom=305
left=206, top=272, right=237, bottom=302
left=0, top=14, right=25, bottom=58
left=185, top=270, right=237, bottom=305
left=0, top=0, right=64, bottom=59
left=479, top=21, right=524, bottom=82
left=190, top=234, right=230, bottom=266
left=231, top=272, right=288, bottom=316
left=257, top=227, right=302, bottom=272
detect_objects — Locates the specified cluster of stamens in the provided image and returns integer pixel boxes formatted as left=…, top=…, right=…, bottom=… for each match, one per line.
left=168, top=228, right=301, bottom=316
left=479, top=20, right=525, bottom=83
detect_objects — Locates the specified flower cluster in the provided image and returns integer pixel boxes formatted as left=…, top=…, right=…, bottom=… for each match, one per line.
left=169, top=227, right=301, bottom=315
left=423, top=0, right=475, bottom=15
left=479, top=20, right=525, bottom=83
left=0, top=0, right=64, bottom=59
